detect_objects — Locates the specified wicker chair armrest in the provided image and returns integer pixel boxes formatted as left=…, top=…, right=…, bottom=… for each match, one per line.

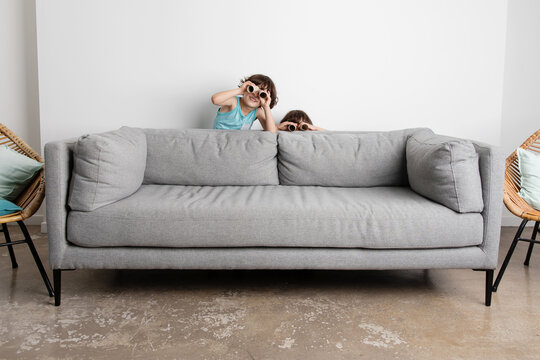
left=16, top=170, right=45, bottom=220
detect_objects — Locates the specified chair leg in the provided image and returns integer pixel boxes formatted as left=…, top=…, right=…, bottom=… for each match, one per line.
left=485, top=270, right=493, bottom=306
left=524, top=221, right=539, bottom=266
left=493, top=219, right=528, bottom=292
left=53, top=269, right=61, bottom=306
left=17, top=221, right=54, bottom=297
left=1, top=223, right=18, bottom=268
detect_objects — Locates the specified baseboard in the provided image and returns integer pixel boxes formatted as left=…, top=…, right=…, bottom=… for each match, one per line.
left=19, top=215, right=44, bottom=226
left=501, top=216, right=535, bottom=227
left=6, top=216, right=46, bottom=230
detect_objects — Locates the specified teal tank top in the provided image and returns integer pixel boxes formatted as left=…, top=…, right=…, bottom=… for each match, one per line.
left=213, top=96, right=257, bottom=130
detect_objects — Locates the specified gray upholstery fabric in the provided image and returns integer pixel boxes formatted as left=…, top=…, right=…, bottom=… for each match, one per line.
left=45, top=139, right=76, bottom=268
left=406, top=130, right=484, bottom=213
left=68, top=127, right=147, bottom=211
left=473, top=141, right=505, bottom=268
left=277, top=129, right=423, bottom=187
left=67, top=185, right=483, bottom=249
left=45, top=129, right=504, bottom=272
left=143, top=129, right=279, bottom=186
left=57, top=245, right=492, bottom=270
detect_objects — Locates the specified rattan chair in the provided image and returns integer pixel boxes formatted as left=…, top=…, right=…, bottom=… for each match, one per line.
left=493, top=129, right=540, bottom=291
left=0, top=123, right=53, bottom=297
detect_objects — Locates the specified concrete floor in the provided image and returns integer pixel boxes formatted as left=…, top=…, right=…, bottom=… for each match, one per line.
left=0, top=226, right=539, bottom=359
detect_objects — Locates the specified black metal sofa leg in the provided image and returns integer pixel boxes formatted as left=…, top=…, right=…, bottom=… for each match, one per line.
left=493, top=219, right=528, bottom=292
left=485, top=270, right=493, bottom=306
left=17, top=221, right=54, bottom=297
left=475, top=269, right=494, bottom=306
left=524, top=221, right=539, bottom=266
left=54, top=269, right=61, bottom=306
left=1, top=223, right=18, bottom=268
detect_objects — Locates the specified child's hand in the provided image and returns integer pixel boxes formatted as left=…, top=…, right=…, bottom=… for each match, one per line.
left=260, top=92, right=272, bottom=109
left=277, top=122, right=297, bottom=131
left=240, top=80, right=256, bottom=93
left=300, top=122, right=316, bottom=131
left=300, top=122, right=326, bottom=131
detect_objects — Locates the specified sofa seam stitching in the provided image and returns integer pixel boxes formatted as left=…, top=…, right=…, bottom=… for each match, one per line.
left=70, top=214, right=483, bottom=222
left=480, top=148, right=493, bottom=258
left=91, top=147, right=102, bottom=209
left=448, top=143, right=462, bottom=212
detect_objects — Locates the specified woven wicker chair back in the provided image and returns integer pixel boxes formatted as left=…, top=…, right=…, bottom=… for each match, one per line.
left=0, top=123, right=45, bottom=223
left=504, top=129, right=540, bottom=221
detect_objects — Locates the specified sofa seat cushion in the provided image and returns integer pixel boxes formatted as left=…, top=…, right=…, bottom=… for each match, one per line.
left=67, top=185, right=483, bottom=249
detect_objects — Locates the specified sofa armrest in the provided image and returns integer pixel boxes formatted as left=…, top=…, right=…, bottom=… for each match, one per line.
left=45, top=139, right=77, bottom=269
left=407, top=130, right=504, bottom=268
left=472, top=140, right=505, bottom=268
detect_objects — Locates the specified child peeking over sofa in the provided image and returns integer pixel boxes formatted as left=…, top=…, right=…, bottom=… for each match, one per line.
left=211, top=74, right=278, bottom=132
left=277, top=110, right=326, bottom=131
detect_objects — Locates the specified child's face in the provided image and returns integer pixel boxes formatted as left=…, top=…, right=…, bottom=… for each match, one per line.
left=244, top=84, right=269, bottom=108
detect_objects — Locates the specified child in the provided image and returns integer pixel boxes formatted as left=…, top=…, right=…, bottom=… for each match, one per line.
left=211, top=74, right=278, bottom=132
left=277, top=110, right=326, bottom=131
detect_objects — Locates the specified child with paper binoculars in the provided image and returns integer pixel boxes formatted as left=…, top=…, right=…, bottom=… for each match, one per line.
left=278, top=110, right=326, bottom=132
left=211, top=74, right=278, bottom=132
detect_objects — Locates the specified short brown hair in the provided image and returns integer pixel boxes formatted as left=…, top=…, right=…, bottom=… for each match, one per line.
left=280, top=110, right=312, bottom=125
left=239, top=74, right=278, bottom=109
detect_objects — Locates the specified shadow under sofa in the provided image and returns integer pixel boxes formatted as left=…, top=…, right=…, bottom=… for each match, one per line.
left=44, top=128, right=504, bottom=306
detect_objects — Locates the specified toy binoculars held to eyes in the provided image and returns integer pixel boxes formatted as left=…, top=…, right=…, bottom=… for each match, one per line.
left=286, top=123, right=310, bottom=131
left=247, top=85, right=268, bottom=99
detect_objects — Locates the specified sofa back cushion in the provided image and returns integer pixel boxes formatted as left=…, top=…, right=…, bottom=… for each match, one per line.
left=144, top=129, right=279, bottom=186
left=68, top=126, right=147, bottom=211
left=277, top=129, right=423, bottom=187
left=406, top=129, right=484, bottom=213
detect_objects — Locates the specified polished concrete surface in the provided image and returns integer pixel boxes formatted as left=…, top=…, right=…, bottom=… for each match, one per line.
left=0, top=226, right=539, bottom=359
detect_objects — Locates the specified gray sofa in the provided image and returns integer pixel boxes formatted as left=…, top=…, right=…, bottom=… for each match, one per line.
left=45, top=128, right=504, bottom=306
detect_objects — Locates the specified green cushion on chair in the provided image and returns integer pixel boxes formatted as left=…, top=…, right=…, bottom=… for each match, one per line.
left=0, top=145, right=43, bottom=201
left=0, top=198, right=22, bottom=216
left=518, top=147, right=540, bottom=210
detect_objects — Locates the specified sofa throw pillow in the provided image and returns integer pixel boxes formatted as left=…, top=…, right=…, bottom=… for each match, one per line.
left=406, top=131, right=484, bottom=213
left=0, top=145, right=43, bottom=201
left=68, top=127, right=147, bottom=212
left=0, top=198, right=23, bottom=216
left=517, top=147, right=540, bottom=210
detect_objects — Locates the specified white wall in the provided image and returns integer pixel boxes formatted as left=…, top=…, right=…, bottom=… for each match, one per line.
left=8, top=0, right=540, bottom=228
left=500, top=0, right=540, bottom=226
left=501, top=0, right=540, bottom=156
left=1, top=0, right=40, bottom=150
left=1, top=0, right=43, bottom=225
left=36, top=0, right=508, bottom=146
left=7, top=1, right=540, bottom=229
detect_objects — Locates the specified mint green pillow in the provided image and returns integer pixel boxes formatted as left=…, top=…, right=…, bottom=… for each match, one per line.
left=0, top=198, right=22, bottom=216
left=518, top=147, right=540, bottom=210
left=0, top=145, right=43, bottom=201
